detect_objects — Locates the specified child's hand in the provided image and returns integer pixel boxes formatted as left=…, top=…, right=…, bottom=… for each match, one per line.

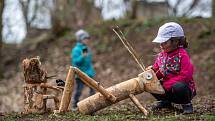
left=146, top=65, right=153, bottom=70
left=82, top=48, right=88, bottom=57
left=82, top=51, right=88, bottom=57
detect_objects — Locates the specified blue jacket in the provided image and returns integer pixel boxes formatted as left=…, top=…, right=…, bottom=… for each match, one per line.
left=71, top=42, right=95, bottom=78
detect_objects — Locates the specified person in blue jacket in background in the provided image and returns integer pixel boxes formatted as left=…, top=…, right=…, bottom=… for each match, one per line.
left=71, top=29, right=96, bottom=109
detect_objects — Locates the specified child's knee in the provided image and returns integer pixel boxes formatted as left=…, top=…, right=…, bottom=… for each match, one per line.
left=171, top=82, right=189, bottom=93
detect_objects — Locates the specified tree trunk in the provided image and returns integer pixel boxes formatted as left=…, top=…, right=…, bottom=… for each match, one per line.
left=51, top=0, right=72, bottom=35
left=0, top=0, right=4, bottom=79
left=130, top=1, right=138, bottom=19
left=51, top=0, right=101, bottom=32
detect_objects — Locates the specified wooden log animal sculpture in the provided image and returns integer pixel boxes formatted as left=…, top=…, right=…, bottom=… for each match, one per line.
left=57, top=66, right=164, bottom=116
left=77, top=68, right=164, bottom=115
left=22, top=57, right=63, bottom=113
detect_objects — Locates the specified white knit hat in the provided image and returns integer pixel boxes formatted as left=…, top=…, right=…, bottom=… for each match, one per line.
left=75, top=29, right=90, bottom=41
left=153, top=22, right=185, bottom=43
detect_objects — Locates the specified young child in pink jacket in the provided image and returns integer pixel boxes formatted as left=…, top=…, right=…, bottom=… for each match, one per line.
left=149, top=22, right=196, bottom=114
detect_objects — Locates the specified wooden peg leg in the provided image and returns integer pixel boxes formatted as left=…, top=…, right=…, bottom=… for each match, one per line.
left=129, top=94, right=148, bottom=116
left=58, top=66, right=75, bottom=112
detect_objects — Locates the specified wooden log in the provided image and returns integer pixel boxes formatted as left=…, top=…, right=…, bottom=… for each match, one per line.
left=77, top=77, right=142, bottom=114
left=77, top=69, right=164, bottom=115
left=58, top=66, right=75, bottom=112
left=73, top=67, right=116, bottom=103
left=129, top=94, right=148, bottom=116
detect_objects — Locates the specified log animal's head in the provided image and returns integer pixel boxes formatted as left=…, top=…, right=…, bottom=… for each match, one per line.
left=138, top=69, right=165, bottom=94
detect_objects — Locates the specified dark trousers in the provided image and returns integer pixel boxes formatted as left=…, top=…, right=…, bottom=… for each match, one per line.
left=73, top=78, right=95, bottom=107
left=151, top=82, right=193, bottom=104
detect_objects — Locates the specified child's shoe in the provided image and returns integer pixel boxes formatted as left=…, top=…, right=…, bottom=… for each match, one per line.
left=152, top=100, right=172, bottom=110
left=182, top=103, right=193, bottom=114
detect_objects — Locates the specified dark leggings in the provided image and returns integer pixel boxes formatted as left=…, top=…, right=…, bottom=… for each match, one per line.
left=151, top=82, right=193, bottom=104
left=73, top=78, right=95, bottom=107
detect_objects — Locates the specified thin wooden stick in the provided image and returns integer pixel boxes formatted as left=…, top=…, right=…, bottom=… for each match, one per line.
left=113, top=27, right=146, bottom=72
left=129, top=94, right=148, bottom=116
left=73, top=67, right=116, bottom=103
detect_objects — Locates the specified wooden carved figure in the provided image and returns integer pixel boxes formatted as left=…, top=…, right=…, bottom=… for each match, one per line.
left=22, top=57, right=63, bottom=113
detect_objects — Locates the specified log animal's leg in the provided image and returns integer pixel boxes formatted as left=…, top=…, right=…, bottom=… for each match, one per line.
left=129, top=94, right=148, bottom=116
left=58, top=66, right=75, bottom=112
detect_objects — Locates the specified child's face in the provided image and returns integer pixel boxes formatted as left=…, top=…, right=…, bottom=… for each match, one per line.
left=81, top=38, right=90, bottom=45
left=160, top=40, right=173, bottom=52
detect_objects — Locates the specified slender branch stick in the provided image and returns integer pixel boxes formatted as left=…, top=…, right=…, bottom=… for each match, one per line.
left=129, top=94, right=148, bottom=116
left=113, top=27, right=146, bottom=71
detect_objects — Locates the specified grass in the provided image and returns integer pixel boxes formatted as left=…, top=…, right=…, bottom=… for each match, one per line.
left=2, top=112, right=129, bottom=121
left=2, top=111, right=215, bottom=121
left=206, top=114, right=215, bottom=121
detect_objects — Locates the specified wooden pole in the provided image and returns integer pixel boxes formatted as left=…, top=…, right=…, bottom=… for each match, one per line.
left=129, top=94, right=148, bottom=116
left=73, top=67, right=116, bottom=103
left=58, top=66, right=75, bottom=112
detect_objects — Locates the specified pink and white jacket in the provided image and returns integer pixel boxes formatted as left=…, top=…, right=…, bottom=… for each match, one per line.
left=153, top=47, right=196, bottom=94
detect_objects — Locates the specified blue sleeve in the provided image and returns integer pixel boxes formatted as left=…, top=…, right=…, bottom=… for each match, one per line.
left=71, top=48, right=84, bottom=66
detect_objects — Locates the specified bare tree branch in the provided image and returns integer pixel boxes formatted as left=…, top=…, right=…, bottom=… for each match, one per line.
left=182, top=0, right=200, bottom=16
left=28, top=0, right=39, bottom=25
left=19, top=0, right=30, bottom=29
left=19, top=0, right=39, bottom=31
left=166, top=0, right=200, bottom=17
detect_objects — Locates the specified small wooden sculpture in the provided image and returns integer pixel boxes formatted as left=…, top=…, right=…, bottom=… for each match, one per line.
left=22, top=57, right=63, bottom=113
left=77, top=68, right=164, bottom=115
left=57, top=67, right=164, bottom=116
